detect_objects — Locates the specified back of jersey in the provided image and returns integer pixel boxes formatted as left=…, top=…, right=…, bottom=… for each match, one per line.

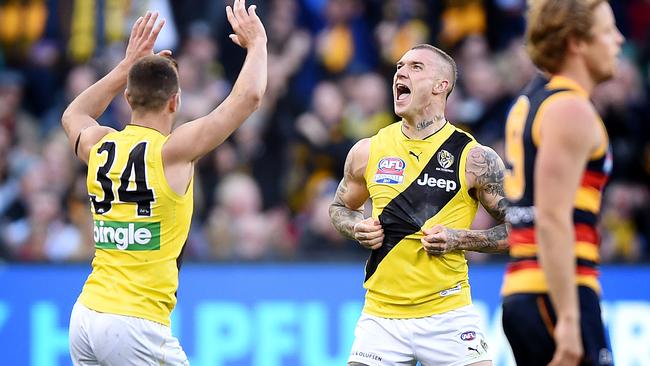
left=79, top=125, right=193, bottom=326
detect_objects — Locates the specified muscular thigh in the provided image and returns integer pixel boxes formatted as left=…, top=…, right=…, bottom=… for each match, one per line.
left=502, top=287, right=612, bottom=366
left=347, top=313, right=416, bottom=366
left=412, top=305, right=491, bottom=366
left=86, top=310, right=188, bottom=365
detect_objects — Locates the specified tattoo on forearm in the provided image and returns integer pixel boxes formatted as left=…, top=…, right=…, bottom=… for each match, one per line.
left=329, top=156, right=364, bottom=239
left=449, top=223, right=510, bottom=253
left=329, top=198, right=363, bottom=239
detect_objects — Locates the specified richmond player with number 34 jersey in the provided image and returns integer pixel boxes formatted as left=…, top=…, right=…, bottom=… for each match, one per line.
left=80, top=125, right=193, bottom=326
left=62, top=2, right=267, bottom=364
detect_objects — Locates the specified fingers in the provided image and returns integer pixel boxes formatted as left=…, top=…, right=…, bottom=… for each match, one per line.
left=235, top=0, right=247, bottom=19
left=156, top=49, right=172, bottom=57
left=358, top=234, right=384, bottom=250
left=226, top=4, right=239, bottom=31
left=136, top=12, right=153, bottom=39
left=129, top=16, right=143, bottom=43
left=147, top=17, right=165, bottom=45
left=141, top=12, right=159, bottom=41
left=229, top=34, right=241, bottom=47
left=353, top=218, right=384, bottom=249
left=421, top=237, right=448, bottom=255
left=354, top=228, right=383, bottom=242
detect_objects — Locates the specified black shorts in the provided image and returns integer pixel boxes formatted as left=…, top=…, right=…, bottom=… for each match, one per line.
left=502, top=286, right=613, bottom=366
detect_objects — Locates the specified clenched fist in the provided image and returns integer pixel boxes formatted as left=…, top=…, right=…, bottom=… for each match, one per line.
left=421, top=224, right=459, bottom=256
left=353, top=218, right=384, bottom=250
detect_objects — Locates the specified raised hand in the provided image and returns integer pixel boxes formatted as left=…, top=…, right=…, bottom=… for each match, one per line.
left=353, top=218, right=384, bottom=250
left=124, top=12, right=169, bottom=66
left=225, top=0, right=267, bottom=49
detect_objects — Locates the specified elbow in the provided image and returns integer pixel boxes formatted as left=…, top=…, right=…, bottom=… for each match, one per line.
left=250, top=93, right=263, bottom=110
left=61, top=108, right=74, bottom=130
left=328, top=203, right=336, bottom=220
left=247, top=89, right=264, bottom=110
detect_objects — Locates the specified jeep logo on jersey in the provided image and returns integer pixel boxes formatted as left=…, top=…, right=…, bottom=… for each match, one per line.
left=437, top=149, right=454, bottom=169
left=416, top=173, right=457, bottom=192
left=93, top=220, right=160, bottom=250
left=375, top=157, right=405, bottom=184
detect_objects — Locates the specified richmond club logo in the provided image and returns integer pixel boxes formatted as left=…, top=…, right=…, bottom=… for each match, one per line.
left=437, top=150, right=454, bottom=169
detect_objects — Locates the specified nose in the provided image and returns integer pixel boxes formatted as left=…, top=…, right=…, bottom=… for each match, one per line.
left=395, top=67, right=407, bottom=80
left=614, top=26, right=625, bottom=46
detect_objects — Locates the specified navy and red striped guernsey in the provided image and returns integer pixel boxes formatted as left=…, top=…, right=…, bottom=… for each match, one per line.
left=501, top=74, right=612, bottom=296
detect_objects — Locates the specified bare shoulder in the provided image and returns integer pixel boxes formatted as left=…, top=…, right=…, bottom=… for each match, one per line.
left=541, top=94, right=601, bottom=148
left=347, top=138, right=371, bottom=180
left=466, top=144, right=505, bottom=184
left=78, top=125, right=117, bottom=163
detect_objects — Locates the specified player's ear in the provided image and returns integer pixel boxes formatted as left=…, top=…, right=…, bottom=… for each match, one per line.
left=168, top=91, right=181, bottom=113
left=567, top=35, right=586, bottom=55
left=433, top=80, right=449, bottom=96
left=123, top=89, right=131, bottom=107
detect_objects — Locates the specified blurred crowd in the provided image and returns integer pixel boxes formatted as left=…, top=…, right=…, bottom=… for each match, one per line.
left=0, top=0, right=649, bottom=263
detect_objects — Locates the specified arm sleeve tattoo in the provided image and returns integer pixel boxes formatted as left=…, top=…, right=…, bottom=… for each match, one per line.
left=329, top=152, right=365, bottom=240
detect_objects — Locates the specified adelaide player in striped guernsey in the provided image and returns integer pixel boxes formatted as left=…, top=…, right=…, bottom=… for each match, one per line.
left=500, top=1, right=624, bottom=365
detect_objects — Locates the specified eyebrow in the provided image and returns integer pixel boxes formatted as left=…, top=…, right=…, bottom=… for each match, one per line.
left=396, top=61, right=425, bottom=67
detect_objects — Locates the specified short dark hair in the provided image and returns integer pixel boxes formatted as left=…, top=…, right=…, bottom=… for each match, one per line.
left=127, top=55, right=179, bottom=112
left=410, top=44, right=458, bottom=98
left=527, top=0, right=605, bottom=73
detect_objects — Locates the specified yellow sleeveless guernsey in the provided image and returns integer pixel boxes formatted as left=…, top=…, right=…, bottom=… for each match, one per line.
left=79, top=125, right=193, bottom=326
left=363, top=121, right=479, bottom=318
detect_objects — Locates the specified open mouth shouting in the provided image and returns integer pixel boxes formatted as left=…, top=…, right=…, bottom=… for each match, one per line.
left=395, top=83, right=411, bottom=104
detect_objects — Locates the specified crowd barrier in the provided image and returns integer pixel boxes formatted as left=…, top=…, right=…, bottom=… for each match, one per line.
left=1, top=264, right=649, bottom=365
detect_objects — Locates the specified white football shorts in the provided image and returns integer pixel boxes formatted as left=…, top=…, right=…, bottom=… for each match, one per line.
left=348, top=304, right=491, bottom=366
left=69, top=301, right=188, bottom=365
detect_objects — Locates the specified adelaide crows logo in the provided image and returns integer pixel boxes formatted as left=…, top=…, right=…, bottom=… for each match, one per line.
left=437, top=150, right=454, bottom=169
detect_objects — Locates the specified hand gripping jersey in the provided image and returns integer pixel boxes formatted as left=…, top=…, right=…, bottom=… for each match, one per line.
left=502, top=75, right=612, bottom=296
left=79, top=125, right=193, bottom=326
left=363, top=121, right=479, bottom=318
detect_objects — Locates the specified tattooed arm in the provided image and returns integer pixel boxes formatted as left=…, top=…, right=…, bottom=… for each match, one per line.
left=421, top=145, right=509, bottom=254
left=329, top=139, right=384, bottom=249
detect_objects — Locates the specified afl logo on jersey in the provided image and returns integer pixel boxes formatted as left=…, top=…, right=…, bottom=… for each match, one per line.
left=460, top=331, right=476, bottom=341
left=437, top=150, right=454, bottom=169
left=375, top=157, right=405, bottom=184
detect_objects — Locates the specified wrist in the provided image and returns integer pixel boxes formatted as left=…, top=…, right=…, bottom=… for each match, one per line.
left=446, top=228, right=463, bottom=250
left=248, top=40, right=267, bottom=51
left=557, top=312, right=580, bottom=323
left=116, top=60, right=134, bottom=74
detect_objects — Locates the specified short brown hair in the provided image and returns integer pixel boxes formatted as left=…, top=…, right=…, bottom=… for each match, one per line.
left=526, top=0, right=605, bottom=73
left=410, top=44, right=457, bottom=98
left=127, top=55, right=179, bottom=112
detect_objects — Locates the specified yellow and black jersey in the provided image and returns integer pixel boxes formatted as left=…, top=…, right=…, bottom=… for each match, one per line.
left=363, top=121, right=479, bottom=318
left=502, top=75, right=612, bottom=296
left=79, top=125, right=193, bottom=326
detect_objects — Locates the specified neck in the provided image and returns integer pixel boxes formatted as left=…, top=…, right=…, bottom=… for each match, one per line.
left=556, top=59, right=596, bottom=95
left=401, top=113, right=446, bottom=139
left=130, top=111, right=173, bottom=135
